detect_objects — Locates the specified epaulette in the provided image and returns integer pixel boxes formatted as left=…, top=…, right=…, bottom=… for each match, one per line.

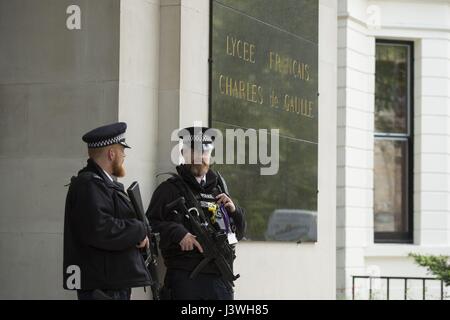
left=79, top=171, right=103, bottom=181
left=156, top=172, right=179, bottom=182
left=65, top=171, right=103, bottom=187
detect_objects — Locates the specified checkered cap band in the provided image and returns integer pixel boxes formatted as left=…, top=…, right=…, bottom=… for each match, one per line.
left=87, top=133, right=125, bottom=148
left=183, top=135, right=213, bottom=143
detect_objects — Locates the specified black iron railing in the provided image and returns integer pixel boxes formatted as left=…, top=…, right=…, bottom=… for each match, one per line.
left=352, top=276, right=447, bottom=300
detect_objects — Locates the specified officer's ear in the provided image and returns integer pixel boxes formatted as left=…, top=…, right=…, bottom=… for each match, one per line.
left=107, top=147, right=115, bottom=161
left=180, top=145, right=195, bottom=164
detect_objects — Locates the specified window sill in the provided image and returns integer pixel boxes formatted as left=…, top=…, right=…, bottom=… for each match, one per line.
left=365, top=244, right=450, bottom=257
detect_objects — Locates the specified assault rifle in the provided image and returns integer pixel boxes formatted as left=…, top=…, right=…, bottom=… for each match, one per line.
left=127, top=181, right=161, bottom=300
left=165, top=196, right=239, bottom=289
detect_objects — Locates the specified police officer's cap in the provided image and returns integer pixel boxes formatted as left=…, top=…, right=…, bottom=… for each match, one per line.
left=82, top=122, right=131, bottom=149
left=179, top=126, right=216, bottom=151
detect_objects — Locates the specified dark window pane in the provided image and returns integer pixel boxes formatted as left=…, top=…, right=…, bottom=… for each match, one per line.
left=374, top=139, right=409, bottom=233
left=375, top=44, right=409, bottom=134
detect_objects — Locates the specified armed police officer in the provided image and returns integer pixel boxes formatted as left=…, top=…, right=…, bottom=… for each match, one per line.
left=63, top=122, right=151, bottom=300
left=146, top=126, right=246, bottom=300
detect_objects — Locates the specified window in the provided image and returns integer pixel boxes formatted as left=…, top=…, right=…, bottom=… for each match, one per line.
left=374, top=40, right=414, bottom=243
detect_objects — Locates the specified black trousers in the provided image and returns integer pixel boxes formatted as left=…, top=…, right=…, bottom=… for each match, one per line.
left=163, top=269, right=234, bottom=300
left=77, top=288, right=131, bottom=300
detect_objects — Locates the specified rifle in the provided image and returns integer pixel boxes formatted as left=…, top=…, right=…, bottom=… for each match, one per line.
left=127, top=181, right=161, bottom=300
left=165, top=196, right=240, bottom=289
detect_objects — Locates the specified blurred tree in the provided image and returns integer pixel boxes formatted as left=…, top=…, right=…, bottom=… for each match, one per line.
left=409, top=253, right=450, bottom=286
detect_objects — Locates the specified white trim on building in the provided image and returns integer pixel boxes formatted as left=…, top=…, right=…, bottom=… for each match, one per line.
left=337, top=0, right=450, bottom=300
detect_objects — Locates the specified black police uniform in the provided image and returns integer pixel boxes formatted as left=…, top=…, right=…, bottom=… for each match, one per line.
left=63, top=122, right=151, bottom=300
left=146, top=127, right=246, bottom=300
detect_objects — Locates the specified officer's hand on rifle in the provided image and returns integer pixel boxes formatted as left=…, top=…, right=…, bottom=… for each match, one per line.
left=136, top=236, right=149, bottom=249
left=215, top=193, right=236, bottom=213
left=179, top=233, right=204, bottom=253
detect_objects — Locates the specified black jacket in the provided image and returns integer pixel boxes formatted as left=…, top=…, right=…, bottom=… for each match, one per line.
left=63, top=159, right=151, bottom=290
left=146, top=165, right=246, bottom=274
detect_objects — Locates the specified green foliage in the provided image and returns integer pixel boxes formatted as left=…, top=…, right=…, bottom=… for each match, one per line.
left=409, top=253, right=450, bottom=286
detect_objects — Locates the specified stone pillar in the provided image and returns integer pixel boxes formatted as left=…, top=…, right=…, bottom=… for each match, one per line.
left=0, top=0, right=121, bottom=299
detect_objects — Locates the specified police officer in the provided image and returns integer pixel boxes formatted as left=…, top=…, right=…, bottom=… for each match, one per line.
left=63, top=122, right=151, bottom=300
left=146, top=126, right=246, bottom=300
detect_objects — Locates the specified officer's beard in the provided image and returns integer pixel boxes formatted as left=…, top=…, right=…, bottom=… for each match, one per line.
left=112, top=158, right=126, bottom=178
left=187, top=162, right=209, bottom=178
